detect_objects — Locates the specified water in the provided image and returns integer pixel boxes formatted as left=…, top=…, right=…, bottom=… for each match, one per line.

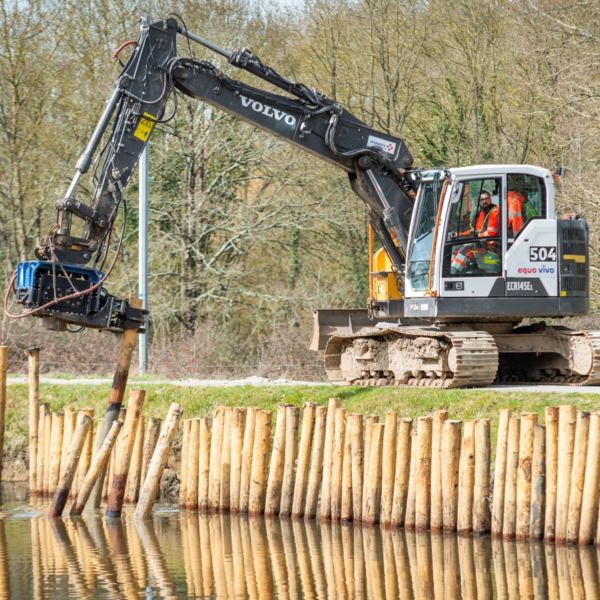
left=0, top=484, right=598, bottom=598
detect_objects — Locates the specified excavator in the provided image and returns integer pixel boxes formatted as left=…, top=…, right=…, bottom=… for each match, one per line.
left=5, top=16, right=598, bottom=387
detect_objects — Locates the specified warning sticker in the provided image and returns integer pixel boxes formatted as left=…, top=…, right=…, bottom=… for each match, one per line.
left=133, top=112, right=157, bottom=142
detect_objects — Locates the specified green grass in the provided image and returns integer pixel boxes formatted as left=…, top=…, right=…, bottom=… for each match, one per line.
left=5, top=382, right=599, bottom=450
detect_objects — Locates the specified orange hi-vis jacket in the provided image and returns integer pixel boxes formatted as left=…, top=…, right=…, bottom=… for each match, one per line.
left=507, top=191, right=526, bottom=236
left=475, top=205, right=500, bottom=238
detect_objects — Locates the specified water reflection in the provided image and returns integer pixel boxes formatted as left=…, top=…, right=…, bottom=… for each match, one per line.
left=0, top=506, right=599, bottom=598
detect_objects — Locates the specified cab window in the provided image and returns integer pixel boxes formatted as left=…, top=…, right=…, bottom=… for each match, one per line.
left=407, top=181, right=438, bottom=291
left=443, top=178, right=502, bottom=277
left=506, top=173, right=546, bottom=244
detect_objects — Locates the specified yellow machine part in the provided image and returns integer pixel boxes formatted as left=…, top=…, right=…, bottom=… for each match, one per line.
left=370, top=247, right=402, bottom=302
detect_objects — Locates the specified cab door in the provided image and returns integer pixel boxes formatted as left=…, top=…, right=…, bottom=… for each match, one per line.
left=504, top=172, right=556, bottom=297
left=439, top=176, right=506, bottom=298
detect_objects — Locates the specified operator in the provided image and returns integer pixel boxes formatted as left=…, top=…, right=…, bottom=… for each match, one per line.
left=473, top=191, right=500, bottom=237
left=451, top=191, right=500, bottom=274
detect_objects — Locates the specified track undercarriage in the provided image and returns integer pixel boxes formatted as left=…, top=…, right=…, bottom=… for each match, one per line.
left=323, top=322, right=600, bottom=388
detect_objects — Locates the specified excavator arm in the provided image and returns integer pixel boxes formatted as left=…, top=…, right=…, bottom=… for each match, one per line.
left=10, top=16, right=415, bottom=332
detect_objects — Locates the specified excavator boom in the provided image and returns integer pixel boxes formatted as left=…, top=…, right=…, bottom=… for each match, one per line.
left=11, top=16, right=414, bottom=332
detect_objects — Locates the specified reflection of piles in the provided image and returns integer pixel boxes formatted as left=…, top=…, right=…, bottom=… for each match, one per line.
left=15, top=512, right=600, bottom=599
left=0, top=521, right=8, bottom=600
left=134, top=518, right=179, bottom=599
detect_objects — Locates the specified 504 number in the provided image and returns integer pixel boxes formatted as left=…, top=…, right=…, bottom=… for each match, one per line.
left=529, top=246, right=557, bottom=262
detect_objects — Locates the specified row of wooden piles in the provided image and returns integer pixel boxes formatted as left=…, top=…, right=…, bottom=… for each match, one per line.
left=491, top=407, right=600, bottom=545
left=26, top=349, right=185, bottom=518
left=179, top=400, right=600, bottom=545
left=17, top=513, right=600, bottom=600
left=30, top=403, right=164, bottom=509
left=178, top=400, right=492, bottom=534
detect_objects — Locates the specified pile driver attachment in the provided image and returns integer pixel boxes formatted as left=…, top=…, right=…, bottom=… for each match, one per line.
left=14, top=261, right=146, bottom=332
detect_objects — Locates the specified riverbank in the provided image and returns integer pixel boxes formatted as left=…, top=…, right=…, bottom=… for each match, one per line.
left=2, top=381, right=599, bottom=483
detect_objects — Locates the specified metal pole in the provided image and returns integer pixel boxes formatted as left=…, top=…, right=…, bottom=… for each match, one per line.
left=139, top=147, right=148, bottom=374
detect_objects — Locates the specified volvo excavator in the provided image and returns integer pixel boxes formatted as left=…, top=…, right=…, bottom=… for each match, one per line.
left=6, top=16, right=599, bottom=387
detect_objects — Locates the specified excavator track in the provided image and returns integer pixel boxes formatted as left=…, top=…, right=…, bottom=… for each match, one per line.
left=579, top=331, right=600, bottom=384
left=496, top=329, right=600, bottom=386
left=326, top=324, right=600, bottom=389
left=325, top=327, right=498, bottom=388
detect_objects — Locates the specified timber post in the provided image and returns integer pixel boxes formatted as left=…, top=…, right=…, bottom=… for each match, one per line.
left=88, top=297, right=142, bottom=509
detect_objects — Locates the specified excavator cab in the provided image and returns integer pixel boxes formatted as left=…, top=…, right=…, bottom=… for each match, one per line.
left=402, top=165, right=588, bottom=320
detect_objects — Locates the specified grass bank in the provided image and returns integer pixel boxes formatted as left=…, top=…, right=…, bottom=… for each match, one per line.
left=5, top=382, right=599, bottom=448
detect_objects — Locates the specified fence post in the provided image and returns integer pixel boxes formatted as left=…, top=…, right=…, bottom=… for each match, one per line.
left=291, top=403, right=315, bottom=519
left=179, top=419, right=190, bottom=508
left=106, top=390, right=146, bottom=517
left=229, top=409, right=246, bottom=514
left=238, top=408, right=256, bottom=514
left=27, top=348, right=40, bottom=494
left=208, top=407, right=224, bottom=512
left=49, top=412, right=65, bottom=495
left=219, top=408, right=232, bottom=512
left=304, top=406, right=327, bottom=520
left=391, top=418, right=412, bottom=528
left=491, top=409, right=511, bottom=536
left=380, top=412, right=397, bottom=527
left=404, top=423, right=419, bottom=529
left=136, top=403, right=183, bottom=519
left=473, top=419, right=491, bottom=534
left=320, top=398, right=341, bottom=521
left=430, top=410, right=448, bottom=531
left=441, top=420, right=462, bottom=532
left=340, top=415, right=353, bottom=522
left=198, top=417, right=212, bottom=513
left=349, top=413, right=364, bottom=523
left=457, top=420, right=475, bottom=534
left=265, top=405, right=286, bottom=517
left=502, top=417, right=520, bottom=539
left=579, top=412, right=600, bottom=545
left=566, top=411, right=590, bottom=542
left=363, top=423, right=384, bottom=526
left=330, top=407, right=346, bottom=521
left=124, top=416, right=145, bottom=504
left=280, top=405, right=299, bottom=517
left=529, top=424, right=546, bottom=540
left=555, top=405, right=577, bottom=543
left=248, top=410, right=272, bottom=516
left=544, top=407, right=559, bottom=541
left=516, top=413, right=537, bottom=541
left=415, top=417, right=433, bottom=532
